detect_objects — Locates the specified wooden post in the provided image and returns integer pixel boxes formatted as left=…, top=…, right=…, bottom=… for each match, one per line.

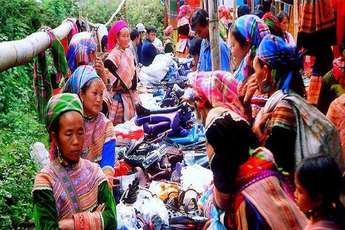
left=293, top=0, right=298, bottom=39
left=233, top=0, right=237, bottom=19
left=208, top=0, right=221, bottom=71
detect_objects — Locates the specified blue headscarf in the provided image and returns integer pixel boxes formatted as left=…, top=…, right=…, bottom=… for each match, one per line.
left=257, top=34, right=299, bottom=93
left=63, top=65, right=99, bottom=95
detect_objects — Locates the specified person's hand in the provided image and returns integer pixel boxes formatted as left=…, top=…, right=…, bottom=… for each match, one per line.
left=95, top=203, right=105, bottom=212
left=94, top=57, right=106, bottom=81
left=58, top=218, right=74, bottom=230
left=252, top=109, right=272, bottom=144
left=243, top=75, right=258, bottom=105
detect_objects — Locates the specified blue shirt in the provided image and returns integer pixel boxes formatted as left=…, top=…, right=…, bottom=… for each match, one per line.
left=198, top=38, right=231, bottom=72
left=141, top=39, right=158, bottom=66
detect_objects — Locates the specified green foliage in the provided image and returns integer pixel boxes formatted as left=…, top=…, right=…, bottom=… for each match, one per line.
left=81, top=0, right=165, bottom=38
left=126, top=0, right=165, bottom=38
left=0, top=0, right=41, bottom=41
left=41, top=0, right=79, bottom=28
left=0, top=0, right=76, bottom=228
left=0, top=66, right=47, bottom=229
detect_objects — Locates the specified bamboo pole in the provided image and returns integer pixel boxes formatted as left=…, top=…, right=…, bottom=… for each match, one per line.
left=233, top=0, right=237, bottom=20
left=208, top=0, right=220, bottom=70
left=293, top=0, right=299, bottom=39
left=0, top=19, right=75, bottom=72
left=105, top=0, right=127, bottom=26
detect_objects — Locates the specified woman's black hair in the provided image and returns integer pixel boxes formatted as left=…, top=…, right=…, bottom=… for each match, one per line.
left=130, top=29, right=140, bottom=41
left=277, top=11, right=288, bottom=23
left=191, top=9, right=209, bottom=30
left=296, top=155, right=345, bottom=228
left=230, top=25, right=248, bottom=48
left=237, top=4, right=250, bottom=17
left=189, top=37, right=203, bottom=56
left=263, top=0, right=272, bottom=13
left=206, top=114, right=259, bottom=193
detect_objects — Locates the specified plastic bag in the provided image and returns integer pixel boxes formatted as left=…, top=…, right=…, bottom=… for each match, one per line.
left=181, top=165, right=213, bottom=193
left=116, top=202, right=139, bottom=230
left=30, top=142, right=50, bottom=169
left=139, top=54, right=175, bottom=85
left=134, top=189, right=169, bottom=226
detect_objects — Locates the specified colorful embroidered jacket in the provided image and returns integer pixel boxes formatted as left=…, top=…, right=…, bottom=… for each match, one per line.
left=32, top=158, right=116, bottom=229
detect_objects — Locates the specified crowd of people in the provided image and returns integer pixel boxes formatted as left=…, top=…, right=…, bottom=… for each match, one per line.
left=30, top=0, right=345, bottom=229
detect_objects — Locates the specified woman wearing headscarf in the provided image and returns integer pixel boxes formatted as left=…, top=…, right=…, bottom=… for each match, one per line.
left=32, top=93, right=116, bottom=230
left=63, top=65, right=116, bottom=186
left=190, top=71, right=247, bottom=123
left=262, top=12, right=284, bottom=38
left=200, top=107, right=307, bottom=230
left=218, top=5, right=232, bottom=41
left=176, top=4, right=194, bottom=58
left=104, top=20, right=139, bottom=126
left=228, top=15, right=271, bottom=119
left=251, top=35, right=343, bottom=178
left=66, top=32, right=97, bottom=74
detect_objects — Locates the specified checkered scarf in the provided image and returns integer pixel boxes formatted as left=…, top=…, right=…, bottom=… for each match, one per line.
left=46, top=93, right=84, bottom=131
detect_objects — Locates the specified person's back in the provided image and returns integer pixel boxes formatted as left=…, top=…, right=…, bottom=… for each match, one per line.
left=198, top=38, right=230, bottom=72
left=129, top=29, right=140, bottom=65
left=141, top=39, right=157, bottom=66
left=200, top=108, right=307, bottom=230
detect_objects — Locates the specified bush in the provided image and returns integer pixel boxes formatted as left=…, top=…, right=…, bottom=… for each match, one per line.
left=0, top=66, right=47, bottom=229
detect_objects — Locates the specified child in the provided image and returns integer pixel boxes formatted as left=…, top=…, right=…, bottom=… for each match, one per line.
left=295, top=155, right=345, bottom=230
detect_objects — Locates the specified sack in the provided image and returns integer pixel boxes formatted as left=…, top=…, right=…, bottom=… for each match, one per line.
left=263, top=90, right=344, bottom=170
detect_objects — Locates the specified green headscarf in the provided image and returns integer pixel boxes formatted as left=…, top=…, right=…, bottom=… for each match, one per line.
left=46, top=93, right=84, bottom=131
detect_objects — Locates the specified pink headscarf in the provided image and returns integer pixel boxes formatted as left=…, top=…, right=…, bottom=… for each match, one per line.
left=178, top=5, right=192, bottom=19
left=107, top=20, right=128, bottom=51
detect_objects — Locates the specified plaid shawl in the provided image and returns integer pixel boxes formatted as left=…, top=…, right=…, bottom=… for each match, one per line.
left=263, top=90, right=344, bottom=171
left=63, top=65, right=100, bottom=95
left=300, top=0, right=336, bottom=33
left=45, top=94, right=83, bottom=132
left=66, top=32, right=97, bottom=73
left=34, top=39, right=68, bottom=121
left=233, top=15, right=270, bottom=82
